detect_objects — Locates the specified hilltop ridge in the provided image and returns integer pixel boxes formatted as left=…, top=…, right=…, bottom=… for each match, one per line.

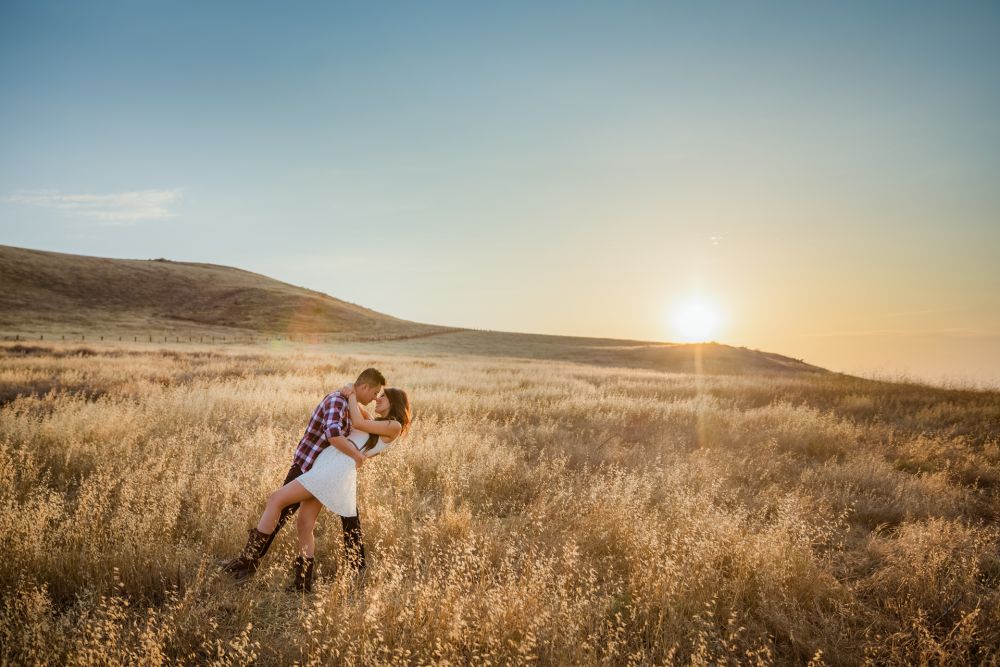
left=0, top=244, right=828, bottom=376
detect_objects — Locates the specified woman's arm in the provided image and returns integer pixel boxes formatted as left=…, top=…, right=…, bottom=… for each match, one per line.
left=339, top=384, right=370, bottom=424
left=348, top=394, right=402, bottom=438
left=340, top=383, right=402, bottom=438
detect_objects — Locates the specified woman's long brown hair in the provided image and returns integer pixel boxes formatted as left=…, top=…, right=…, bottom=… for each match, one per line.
left=362, top=387, right=412, bottom=452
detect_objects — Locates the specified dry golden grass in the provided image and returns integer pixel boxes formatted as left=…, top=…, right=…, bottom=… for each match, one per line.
left=1, top=342, right=999, bottom=665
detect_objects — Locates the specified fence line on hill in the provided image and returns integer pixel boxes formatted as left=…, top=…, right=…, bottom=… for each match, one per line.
left=0, top=328, right=466, bottom=346
left=3, top=333, right=258, bottom=344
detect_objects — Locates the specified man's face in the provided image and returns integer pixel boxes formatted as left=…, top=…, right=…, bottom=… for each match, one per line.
left=355, top=382, right=382, bottom=405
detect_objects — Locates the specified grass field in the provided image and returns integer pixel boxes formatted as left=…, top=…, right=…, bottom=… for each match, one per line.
left=1, top=342, right=999, bottom=665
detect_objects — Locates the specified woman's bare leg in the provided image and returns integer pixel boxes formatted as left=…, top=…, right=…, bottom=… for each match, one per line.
left=256, top=480, right=315, bottom=535
left=296, top=498, right=323, bottom=558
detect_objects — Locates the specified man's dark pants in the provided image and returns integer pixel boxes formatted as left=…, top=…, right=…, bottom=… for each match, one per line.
left=259, top=464, right=366, bottom=570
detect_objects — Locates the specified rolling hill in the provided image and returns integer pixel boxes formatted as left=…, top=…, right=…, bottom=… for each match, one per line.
left=0, top=244, right=447, bottom=340
left=0, top=244, right=828, bottom=376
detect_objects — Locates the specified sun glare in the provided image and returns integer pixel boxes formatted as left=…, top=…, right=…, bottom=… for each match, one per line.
left=671, top=298, right=723, bottom=343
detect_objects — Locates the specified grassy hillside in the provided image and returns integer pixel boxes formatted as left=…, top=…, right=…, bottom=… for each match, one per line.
left=1, top=343, right=998, bottom=665
left=0, top=244, right=445, bottom=339
left=0, top=244, right=828, bottom=377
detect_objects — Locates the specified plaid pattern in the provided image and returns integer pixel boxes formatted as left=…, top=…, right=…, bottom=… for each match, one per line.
left=292, top=392, right=352, bottom=472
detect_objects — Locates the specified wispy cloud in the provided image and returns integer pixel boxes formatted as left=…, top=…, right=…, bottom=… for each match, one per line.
left=5, top=189, right=181, bottom=224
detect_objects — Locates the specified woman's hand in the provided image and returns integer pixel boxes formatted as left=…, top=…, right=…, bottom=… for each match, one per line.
left=340, top=382, right=355, bottom=397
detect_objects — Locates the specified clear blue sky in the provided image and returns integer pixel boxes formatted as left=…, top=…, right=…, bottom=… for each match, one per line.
left=2, top=1, right=999, bottom=384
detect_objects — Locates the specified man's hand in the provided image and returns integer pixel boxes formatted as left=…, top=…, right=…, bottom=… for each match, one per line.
left=354, top=453, right=366, bottom=471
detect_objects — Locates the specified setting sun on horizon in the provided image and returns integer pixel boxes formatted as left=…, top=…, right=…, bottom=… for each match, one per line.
left=669, top=296, right=725, bottom=343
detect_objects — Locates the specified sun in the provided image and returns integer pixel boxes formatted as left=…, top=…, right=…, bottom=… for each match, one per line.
left=670, top=298, right=723, bottom=343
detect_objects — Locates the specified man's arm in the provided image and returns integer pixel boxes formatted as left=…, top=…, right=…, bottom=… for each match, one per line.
left=322, top=394, right=351, bottom=441
left=328, top=434, right=365, bottom=469
left=323, top=394, right=364, bottom=468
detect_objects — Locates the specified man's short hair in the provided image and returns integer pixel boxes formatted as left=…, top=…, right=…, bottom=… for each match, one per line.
left=356, top=367, right=386, bottom=388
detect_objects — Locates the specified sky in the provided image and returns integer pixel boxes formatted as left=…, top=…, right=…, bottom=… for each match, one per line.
left=1, top=1, right=999, bottom=386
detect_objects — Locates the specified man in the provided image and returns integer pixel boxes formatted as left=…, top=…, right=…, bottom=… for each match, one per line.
left=221, top=366, right=386, bottom=582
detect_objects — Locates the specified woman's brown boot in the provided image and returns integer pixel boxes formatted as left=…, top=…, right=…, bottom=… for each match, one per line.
left=220, top=528, right=271, bottom=580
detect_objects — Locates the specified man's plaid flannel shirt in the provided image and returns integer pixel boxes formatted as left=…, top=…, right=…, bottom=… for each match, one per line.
left=292, top=391, right=352, bottom=472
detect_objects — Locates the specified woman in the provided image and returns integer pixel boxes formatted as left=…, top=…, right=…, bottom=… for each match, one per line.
left=235, top=384, right=412, bottom=592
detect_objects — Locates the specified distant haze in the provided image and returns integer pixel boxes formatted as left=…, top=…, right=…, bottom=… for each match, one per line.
left=1, top=2, right=998, bottom=386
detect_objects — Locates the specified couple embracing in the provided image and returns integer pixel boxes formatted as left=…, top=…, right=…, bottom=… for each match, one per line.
left=220, top=367, right=412, bottom=592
